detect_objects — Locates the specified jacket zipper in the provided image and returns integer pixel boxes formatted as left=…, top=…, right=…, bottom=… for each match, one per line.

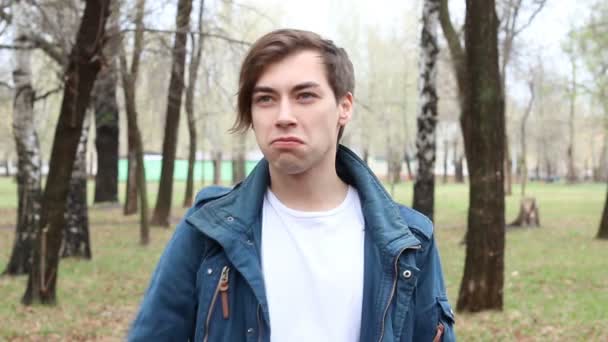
left=377, top=244, right=421, bottom=342
left=219, top=267, right=231, bottom=319
left=203, top=266, right=230, bottom=342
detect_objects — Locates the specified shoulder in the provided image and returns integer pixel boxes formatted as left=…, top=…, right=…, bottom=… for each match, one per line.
left=396, top=204, right=434, bottom=241
left=192, top=185, right=233, bottom=208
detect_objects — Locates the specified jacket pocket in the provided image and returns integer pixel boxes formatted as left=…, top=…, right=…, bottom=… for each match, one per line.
left=434, top=297, right=455, bottom=342
left=194, top=251, right=231, bottom=342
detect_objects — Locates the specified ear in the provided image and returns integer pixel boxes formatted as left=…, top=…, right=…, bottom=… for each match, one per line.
left=338, top=92, right=353, bottom=126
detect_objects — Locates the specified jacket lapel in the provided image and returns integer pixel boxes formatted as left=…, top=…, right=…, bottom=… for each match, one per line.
left=186, top=146, right=422, bottom=341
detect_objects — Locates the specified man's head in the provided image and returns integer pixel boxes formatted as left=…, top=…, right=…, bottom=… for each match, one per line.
left=233, top=29, right=355, bottom=176
left=234, top=29, right=355, bottom=140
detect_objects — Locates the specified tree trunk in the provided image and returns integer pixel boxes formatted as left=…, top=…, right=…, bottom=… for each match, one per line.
left=441, top=0, right=505, bottom=312
left=457, top=0, right=505, bottom=312
left=598, top=183, right=608, bottom=239
left=452, top=139, right=464, bottom=183
left=183, top=0, right=206, bottom=208
left=566, top=54, right=577, bottom=183
left=404, top=149, right=414, bottom=181
left=213, top=151, right=223, bottom=185
left=124, top=148, right=138, bottom=214
left=232, top=134, right=246, bottom=184
left=93, top=5, right=120, bottom=204
left=151, top=0, right=194, bottom=227
left=504, top=139, right=512, bottom=195
left=363, top=147, right=370, bottom=165
left=508, top=197, right=540, bottom=228
left=520, top=80, right=535, bottom=196
left=443, top=139, right=449, bottom=183
left=61, top=112, right=92, bottom=259
left=22, top=0, right=110, bottom=305
left=413, top=0, right=440, bottom=221
left=4, top=3, right=42, bottom=275
left=119, top=0, right=149, bottom=245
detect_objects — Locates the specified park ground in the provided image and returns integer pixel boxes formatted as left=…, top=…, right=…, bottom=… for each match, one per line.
left=0, top=179, right=607, bottom=341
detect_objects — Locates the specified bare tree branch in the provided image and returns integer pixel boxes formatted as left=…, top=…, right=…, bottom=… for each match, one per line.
left=0, top=39, right=66, bottom=66
left=224, top=0, right=278, bottom=26
left=513, top=0, right=547, bottom=36
left=34, top=86, right=63, bottom=102
left=0, top=80, right=13, bottom=90
left=25, top=33, right=66, bottom=66
left=120, top=26, right=252, bottom=46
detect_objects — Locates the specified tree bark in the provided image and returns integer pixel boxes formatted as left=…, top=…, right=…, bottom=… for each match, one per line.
left=404, top=149, right=414, bottom=181
left=232, top=134, right=246, bottom=184
left=22, top=0, right=110, bottom=305
left=183, top=0, right=206, bottom=208
left=456, top=0, right=506, bottom=312
left=151, top=0, right=194, bottom=227
left=566, top=52, right=577, bottom=183
left=4, top=2, right=42, bottom=275
left=519, top=81, right=534, bottom=197
left=124, top=146, right=138, bottom=214
left=443, top=139, right=449, bottom=183
left=93, top=4, right=120, bottom=204
left=413, top=0, right=440, bottom=221
left=598, top=183, right=608, bottom=239
left=61, top=112, right=92, bottom=258
left=119, top=0, right=149, bottom=245
left=441, top=0, right=506, bottom=312
left=452, top=139, right=464, bottom=183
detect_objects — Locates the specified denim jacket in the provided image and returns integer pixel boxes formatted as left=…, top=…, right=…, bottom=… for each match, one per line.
left=129, top=145, right=455, bottom=341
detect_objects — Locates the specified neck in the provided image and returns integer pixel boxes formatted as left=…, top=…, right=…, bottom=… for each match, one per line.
left=268, top=156, right=349, bottom=212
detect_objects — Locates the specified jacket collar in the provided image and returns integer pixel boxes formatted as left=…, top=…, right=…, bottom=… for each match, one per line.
left=187, top=145, right=420, bottom=259
left=186, top=145, right=421, bottom=331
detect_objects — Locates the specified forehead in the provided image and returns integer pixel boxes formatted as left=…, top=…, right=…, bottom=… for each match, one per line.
left=255, top=50, right=330, bottom=88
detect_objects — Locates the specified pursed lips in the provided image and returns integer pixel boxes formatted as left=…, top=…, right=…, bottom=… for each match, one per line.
left=271, top=137, right=304, bottom=144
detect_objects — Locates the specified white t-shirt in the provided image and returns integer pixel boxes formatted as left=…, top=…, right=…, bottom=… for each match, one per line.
left=261, top=186, right=365, bottom=342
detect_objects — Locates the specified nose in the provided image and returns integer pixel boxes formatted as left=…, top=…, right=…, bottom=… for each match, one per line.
left=275, top=98, right=297, bottom=128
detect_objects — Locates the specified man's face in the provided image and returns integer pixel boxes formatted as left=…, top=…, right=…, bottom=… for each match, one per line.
left=250, top=50, right=353, bottom=176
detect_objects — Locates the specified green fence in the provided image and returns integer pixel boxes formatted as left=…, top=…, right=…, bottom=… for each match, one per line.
left=118, top=159, right=260, bottom=182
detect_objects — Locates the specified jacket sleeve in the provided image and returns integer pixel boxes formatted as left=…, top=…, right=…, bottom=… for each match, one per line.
left=413, top=233, right=456, bottom=342
left=128, top=218, right=206, bottom=341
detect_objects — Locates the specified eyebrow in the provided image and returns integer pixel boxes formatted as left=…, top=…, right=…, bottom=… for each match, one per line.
left=292, top=82, right=321, bottom=92
left=252, top=82, right=321, bottom=96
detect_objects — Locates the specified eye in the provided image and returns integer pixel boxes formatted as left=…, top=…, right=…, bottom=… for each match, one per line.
left=297, top=92, right=317, bottom=101
left=254, top=95, right=273, bottom=104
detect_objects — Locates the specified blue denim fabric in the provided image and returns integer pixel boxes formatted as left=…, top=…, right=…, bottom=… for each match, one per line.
left=129, top=145, right=455, bottom=342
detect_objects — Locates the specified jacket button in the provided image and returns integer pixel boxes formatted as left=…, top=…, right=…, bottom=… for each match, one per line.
left=402, top=270, right=412, bottom=279
left=207, top=268, right=213, bottom=275
left=247, top=328, right=255, bottom=334
left=226, top=216, right=234, bottom=222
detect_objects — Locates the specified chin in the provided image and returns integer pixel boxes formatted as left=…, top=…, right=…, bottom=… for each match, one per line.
left=271, top=157, right=309, bottom=175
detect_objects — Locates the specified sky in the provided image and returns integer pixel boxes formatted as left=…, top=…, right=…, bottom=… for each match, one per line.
left=248, top=0, right=593, bottom=101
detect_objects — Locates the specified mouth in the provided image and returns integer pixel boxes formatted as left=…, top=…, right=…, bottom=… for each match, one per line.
left=271, top=137, right=304, bottom=147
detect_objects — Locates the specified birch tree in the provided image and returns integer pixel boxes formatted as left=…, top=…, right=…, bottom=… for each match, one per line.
left=92, top=0, right=120, bottom=204
left=3, top=0, right=42, bottom=275
left=413, top=0, right=440, bottom=221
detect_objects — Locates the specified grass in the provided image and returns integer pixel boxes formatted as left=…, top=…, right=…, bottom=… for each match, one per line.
left=0, top=178, right=607, bottom=341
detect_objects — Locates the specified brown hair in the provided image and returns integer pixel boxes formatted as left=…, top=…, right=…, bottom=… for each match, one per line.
left=232, top=29, right=355, bottom=140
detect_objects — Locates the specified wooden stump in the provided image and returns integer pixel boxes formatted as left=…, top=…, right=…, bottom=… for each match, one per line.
left=508, top=197, right=540, bottom=228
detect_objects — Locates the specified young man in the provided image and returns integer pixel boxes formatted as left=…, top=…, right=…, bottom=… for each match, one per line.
left=129, top=29, right=455, bottom=342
